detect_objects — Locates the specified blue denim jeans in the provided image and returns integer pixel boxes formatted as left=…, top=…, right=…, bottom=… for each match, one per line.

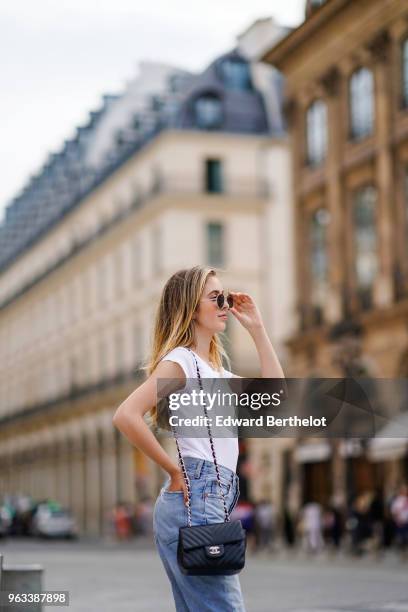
left=153, top=456, right=247, bottom=611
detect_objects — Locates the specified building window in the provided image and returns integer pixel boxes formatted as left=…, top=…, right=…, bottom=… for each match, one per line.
left=115, top=330, right=124, bottom=375
left=151, top=167, right=162, bottom=194
left=352, top=185, right=378, bottom=306
left=206, top=222, right=225, bottom=267
left=98, top=259, right=107, bottom=304
left=114, top=249, right=123, bottom=295
left=131, top=186, right=141, bottom=209
left=134, top=324, right=143, bottom=366
left=99, top=338, right=107, bottom=380
left=205, top=159, right=223, bottom=193
left=349, top=67, right=374, bottom=140
left=194, top=94, right=223, bottom=130
left=402, top=38, right=408, bottom=108
left=306, top=99, right=327, bottom=166
left=152, top=226, right=161, bottom=275
left=309, top=208, right=330, bottom=322
left=219, top=58, right=252, bottom=91
left=132, top=238, right=141, bottom=285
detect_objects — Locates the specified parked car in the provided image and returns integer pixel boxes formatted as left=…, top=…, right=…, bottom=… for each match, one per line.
left=30, top=504, right=78, bottom=539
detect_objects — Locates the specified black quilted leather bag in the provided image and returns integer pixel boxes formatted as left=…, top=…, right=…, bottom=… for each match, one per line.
left=170, top=349, right=246, bottom=576
left=177, top=519, right=246, bottom=576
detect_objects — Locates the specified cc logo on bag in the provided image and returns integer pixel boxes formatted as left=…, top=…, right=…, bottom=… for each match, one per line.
left=205, top=544, right=224, bottom=557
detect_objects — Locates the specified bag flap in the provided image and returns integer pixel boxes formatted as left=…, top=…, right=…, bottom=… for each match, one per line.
left=179, top=520, right=245, bottom=551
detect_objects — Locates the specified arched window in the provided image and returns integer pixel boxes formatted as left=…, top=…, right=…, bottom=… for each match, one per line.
left=306, top=99, right=328, bottom=166
left=402, top=38, right=408, bottom=108
left=349, top=67, right=374, bottom=140
left=194, top=94, right=223, bottom=130
left=219, top=58, right=252, bottom=91
left=309, top=208, right=330, bottom=323
left=352, top=185, right=377, bottom=306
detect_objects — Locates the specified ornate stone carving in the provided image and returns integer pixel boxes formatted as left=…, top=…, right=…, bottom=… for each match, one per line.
left=366, top=30, right=391, bottom=63
left=283, top=96, right=298, bottom=126
left=320, top=67, right=341, bottom=98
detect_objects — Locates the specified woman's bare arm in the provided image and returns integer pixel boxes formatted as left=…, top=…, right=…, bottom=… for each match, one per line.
left=112, top=360, right=186, bottom=478
left=249, top=325, right=285, bottom=379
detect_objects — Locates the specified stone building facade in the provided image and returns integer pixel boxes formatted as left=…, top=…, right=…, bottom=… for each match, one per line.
left=0, top=29, right=295, bottom=534
left=263, top=0, right=408, bottom=512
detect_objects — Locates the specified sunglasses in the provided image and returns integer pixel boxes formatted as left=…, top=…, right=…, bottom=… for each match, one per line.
left=216, top=293, right=233, bottom=309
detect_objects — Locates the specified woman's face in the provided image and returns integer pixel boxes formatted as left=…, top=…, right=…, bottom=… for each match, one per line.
left=193, top=274, right=229, bottom=333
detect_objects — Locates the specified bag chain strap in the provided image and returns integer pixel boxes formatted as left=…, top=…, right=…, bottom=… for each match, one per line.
left=170, top=348, right=231, bottom=527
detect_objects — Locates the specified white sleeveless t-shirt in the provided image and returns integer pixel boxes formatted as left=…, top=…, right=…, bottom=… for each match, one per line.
left=160, top=346, right=239, bottom=473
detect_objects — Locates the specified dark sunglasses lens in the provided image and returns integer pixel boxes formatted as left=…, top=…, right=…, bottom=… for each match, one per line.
left=216, top=294, right=224, bottom=308
left=227, top=295, right=233, bottom=308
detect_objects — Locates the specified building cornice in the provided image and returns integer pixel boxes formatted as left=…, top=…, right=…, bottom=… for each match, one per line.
left=261, top=0, right=352, bottom=68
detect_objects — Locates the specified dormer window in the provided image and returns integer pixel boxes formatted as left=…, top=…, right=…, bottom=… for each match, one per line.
left=219, top=58, right=252, bottom=91
left=194, top=94, right=223, bottom=130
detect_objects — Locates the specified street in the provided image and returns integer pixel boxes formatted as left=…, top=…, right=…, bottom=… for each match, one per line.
left=1, top=537, right=407, bottom=612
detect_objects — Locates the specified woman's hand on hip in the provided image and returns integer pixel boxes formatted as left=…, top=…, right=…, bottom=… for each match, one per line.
left=168, top=468, right=189, bottom=506
left=229, top=292, right=264, bottom=332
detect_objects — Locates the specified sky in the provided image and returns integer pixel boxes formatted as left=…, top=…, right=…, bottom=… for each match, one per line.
left=0, top=0, right=305, bottom=223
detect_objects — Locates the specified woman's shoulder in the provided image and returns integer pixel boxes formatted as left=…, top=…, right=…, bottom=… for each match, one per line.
left=160, top=346, right=195, bottom=378
left=162, top=346, right=191, bottom=360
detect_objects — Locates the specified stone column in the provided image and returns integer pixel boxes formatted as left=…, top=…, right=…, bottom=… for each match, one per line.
left=331, top=440, right=346, bottom=507
left=84, top=425, right=102, bottom=536
left=0, top=453, right=7, bottom=497
left=117, top=433, right=136, bottom=506
left=24, top=439, right=36, bottom=498
left=100, top=420, right=118, bottom=538
left=13, top=442, right=24, bottom=495
left=55, top=432, right=71, bottom=509
left=367, top=31, right=395, bottom=307
left=321, top=67, right=344, bottom=322
left=69, top=433, right=86, bottom=533
left=6, top=446, right=14, bottom=495
left=287, top=95, right=309, bottom=331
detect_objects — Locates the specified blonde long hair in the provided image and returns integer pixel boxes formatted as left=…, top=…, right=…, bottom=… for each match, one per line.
left=144, top=265, right=230, bottom=428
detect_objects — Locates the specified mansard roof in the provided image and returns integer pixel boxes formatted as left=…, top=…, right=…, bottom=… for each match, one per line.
left=0, top=49, right=283, bottom=273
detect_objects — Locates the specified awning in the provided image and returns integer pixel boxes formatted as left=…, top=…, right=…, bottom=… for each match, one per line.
left=368, top=412, right=408, bottom=462
left=295, top=441, right=331, bottom=463
left=339, top=439, right=363, bottom=458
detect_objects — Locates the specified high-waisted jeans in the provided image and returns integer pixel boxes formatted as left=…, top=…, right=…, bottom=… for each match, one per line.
left=152, top=456, right=247, bottom=611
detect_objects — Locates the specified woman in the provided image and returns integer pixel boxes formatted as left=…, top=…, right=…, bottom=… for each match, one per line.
left=113, top=265, right=285, bottom=611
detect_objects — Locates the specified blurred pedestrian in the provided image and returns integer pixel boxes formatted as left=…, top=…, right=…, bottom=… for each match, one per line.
left=254, top=499, right=276, bottom=553
left=323, top=505, right=343, bottom=550
left=349, top=492, right=372, bottom=556
left=283, top=506, right=296, bottom=547
left=390, top=483, right=408, bottom=560
left=301, top=502, right=324, bottom=554
left=113, top=502, right=132, bottom=540
left=369, top=488, right=385, bottom=554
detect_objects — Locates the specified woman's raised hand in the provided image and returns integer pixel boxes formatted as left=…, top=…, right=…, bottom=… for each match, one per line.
left=228, top=292, right=264, bottom=332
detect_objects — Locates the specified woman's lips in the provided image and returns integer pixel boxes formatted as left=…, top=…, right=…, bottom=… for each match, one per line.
left=218, top=314, right=227, bottom=319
